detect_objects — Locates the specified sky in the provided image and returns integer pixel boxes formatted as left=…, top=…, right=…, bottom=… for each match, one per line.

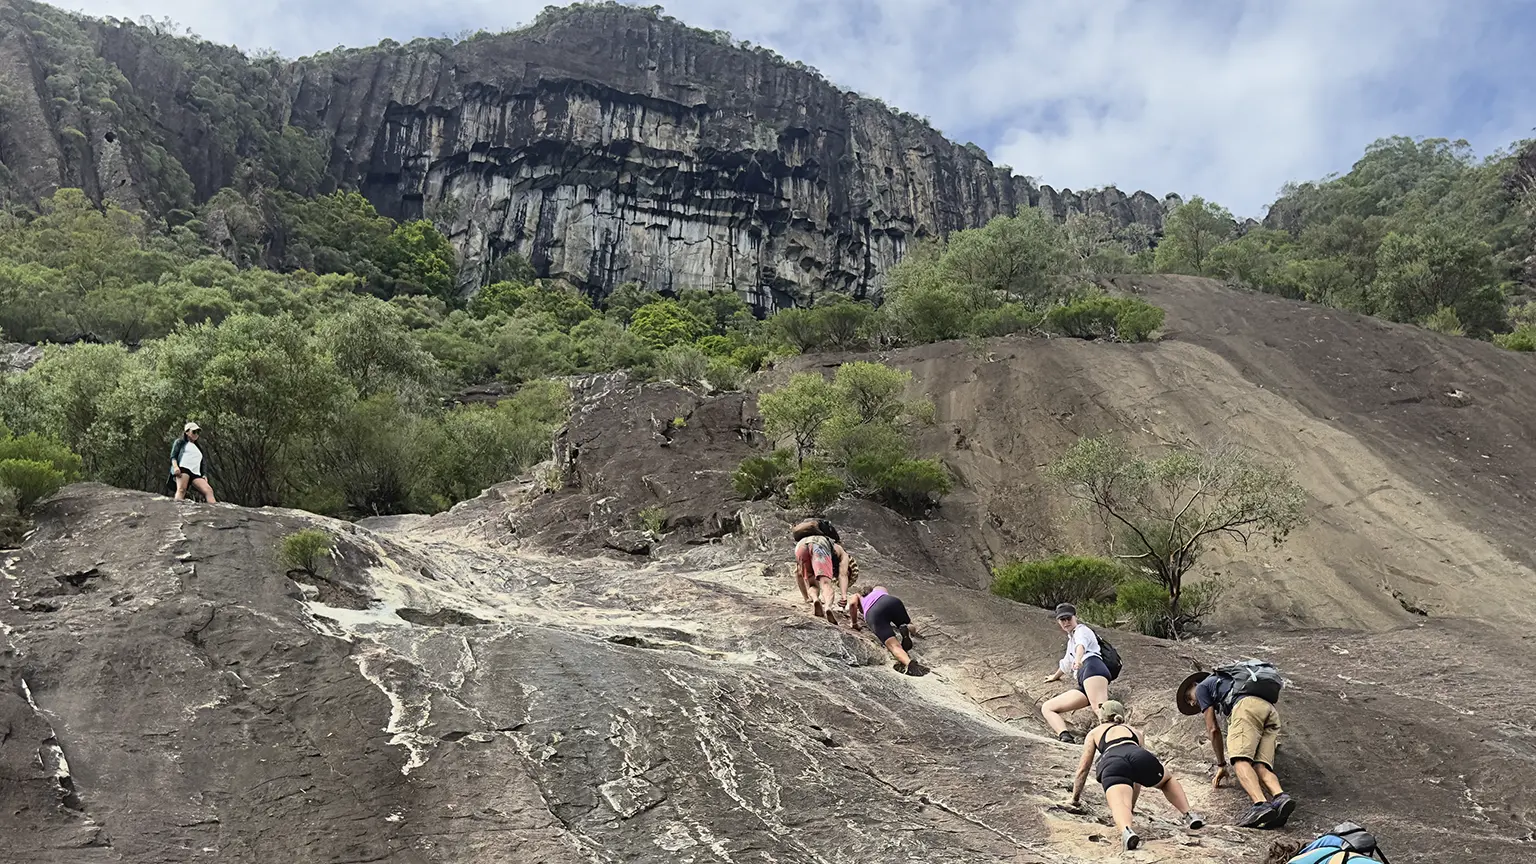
left=61, top=0, right=1536, bottom=217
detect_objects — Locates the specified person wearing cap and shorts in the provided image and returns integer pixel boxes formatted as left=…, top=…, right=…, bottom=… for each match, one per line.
left=1040, top=603, right=1111, bottom=743
left=1177, top=670, right=1292, bottom=829
left=170, top=421, right=217, bottom=504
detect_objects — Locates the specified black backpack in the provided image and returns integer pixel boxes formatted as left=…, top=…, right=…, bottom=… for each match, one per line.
left=791, top=517, right=840, bottom=543
left=1215, top=660, right=1284, bottom=708
left=1098, top=638, right=1123, bottom=681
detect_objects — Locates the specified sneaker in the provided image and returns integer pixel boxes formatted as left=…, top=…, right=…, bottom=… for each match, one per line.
left=1121, top=827, right=1141, bottom=851
left=1269, top=793, right=1296, bottom=828
left=1057, top=730, right=1079, bottom=744
left=1183, top=811, right=1205, bottom=830
left=904, top=660, right=929, bottom=677
left=899, top=625, right=914, bottom=652
left=1237, top=801, right=1278, bottom=829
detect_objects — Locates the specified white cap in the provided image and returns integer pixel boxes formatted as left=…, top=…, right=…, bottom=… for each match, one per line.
left=184, top=421, right=201, bottom=433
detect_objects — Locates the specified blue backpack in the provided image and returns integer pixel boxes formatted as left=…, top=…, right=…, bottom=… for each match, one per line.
left=1288, top=823, right=1390, bottom=864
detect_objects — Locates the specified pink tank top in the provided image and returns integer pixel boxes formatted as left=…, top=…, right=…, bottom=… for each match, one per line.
left=860, top=588, right=889, bottom=616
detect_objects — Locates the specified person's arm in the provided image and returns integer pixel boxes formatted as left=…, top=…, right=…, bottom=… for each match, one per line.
left=1043, top=667, right=1064, bottom=683
left=1204, top=706, right=1229, bottom=784
left=1072, top=641, right=1086, bottom=671
left=844, top=597, right=863, bottom=630
left=170, top=439, right=184, bottom=473
left=1070, top=730, right=1097, bottom=804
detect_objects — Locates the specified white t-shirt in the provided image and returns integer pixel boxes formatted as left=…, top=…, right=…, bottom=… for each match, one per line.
left=1058, top=624, right=1102, bottom=675
left=178, top=440, right=204, bottom=475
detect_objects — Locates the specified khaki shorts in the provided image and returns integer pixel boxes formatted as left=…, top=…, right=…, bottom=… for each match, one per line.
left=1225, top=696, right=1280, bottom=768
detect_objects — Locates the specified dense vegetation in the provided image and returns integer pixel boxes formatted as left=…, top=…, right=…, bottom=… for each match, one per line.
left=1164, top=137, right=1536, bottom=350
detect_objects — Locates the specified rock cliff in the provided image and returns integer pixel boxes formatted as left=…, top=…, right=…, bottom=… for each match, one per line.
left=0, top=1, right=1174, bottom=307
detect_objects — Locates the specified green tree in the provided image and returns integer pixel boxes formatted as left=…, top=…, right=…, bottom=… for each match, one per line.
left=316, top=298, right=442, bottom=401
left=1048, top=435, right=1307, bottom=636
left=831, top=361, right=911, bottom=425
left=1370, top=227, right=1505, bottom=334
left=942, top=210, right=1068, bottom=305
left=629, top=299, right=706, bottom=350
left=1155, top=197, right=1234, bottom=275
left=383, top=220, right=457, bottom=300
left=758, top=372, right=838, bottom=463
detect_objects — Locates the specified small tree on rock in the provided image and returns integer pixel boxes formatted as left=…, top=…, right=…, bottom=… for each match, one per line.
left=758, top=372, right=838, bottom=464
left=1048, top=435, right=1307, bottom=636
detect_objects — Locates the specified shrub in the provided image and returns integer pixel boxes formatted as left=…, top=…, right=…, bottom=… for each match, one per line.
left=730, top=344, right=770, bottom=373
left=969, top=303, right=1041, bottom=337
left=705, top=357, right=746, bottom=391
left=789, top=462, right=845, bottom=510
left=1114, top=578, right=1223, bottom=638
left=822, top=422, right=906, bottom=489
left=731, top=450, right=795, bottom=500
left=1420, top=306, right=1465, bottom=337
left=0, top=459, right=66, bottom=512
left=0, top=433, right=83, bottom=480
left=278, top=529, right=332, bottom=575
left=0, top=484, right=23, bottom=546
left=629, top=300, right=706, bottom=349
left=638, top=505, right=667, bottom=535
left=1047, top=296, right=1165, bottom=342
left=1494, top=325, right=1536, bottom=352
left=990, top=555, right=1126, bottom=609
left=654, top=344, right=710, bottom=386
left=877, top=458, right=952, bottom=516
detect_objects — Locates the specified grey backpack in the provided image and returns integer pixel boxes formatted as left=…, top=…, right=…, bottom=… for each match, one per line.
left=1214, top=660, right=1284, bottom=707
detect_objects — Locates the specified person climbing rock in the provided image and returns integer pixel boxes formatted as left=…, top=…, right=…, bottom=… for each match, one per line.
left=170, top=421, right=217, bottom=504
left=1177, top=661, right=1292, bottom=829
left=1068, top=699, right=1204, bottom=851
left=1263, top=822, right=1391, bottom=864
left=794, top=532, right=849, bottom=623
left=1041, top=603, right=1111, bottom=743
left=844, top=585, right=926, bottom=676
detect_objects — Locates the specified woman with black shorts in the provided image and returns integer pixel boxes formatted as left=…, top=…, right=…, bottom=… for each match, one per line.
left=1040, top=603, right=1111, bottom=742
left=845, top=586, right=926, bottom=676
left=1069, top=700, right=1203, bottom=851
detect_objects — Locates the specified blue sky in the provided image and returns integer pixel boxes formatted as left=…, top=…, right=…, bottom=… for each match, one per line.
left=65, top=0, right=1536, bottom=217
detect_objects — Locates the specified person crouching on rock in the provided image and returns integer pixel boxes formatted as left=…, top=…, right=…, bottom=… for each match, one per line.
left=1177, top=664, right=1293, bottom=830
left=794, top=533, right=848, bottom=623
left=1041, top=603, right=1110, bottom=743
left=845, top=586, right=927, bottom=676
left=1069, top=699, right=1204, bottom=852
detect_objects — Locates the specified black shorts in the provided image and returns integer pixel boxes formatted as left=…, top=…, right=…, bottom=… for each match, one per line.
left=1076, top=655, right=1112, bottom=692
left=1097, top=744, right=1165, bottom=790
left=178, top=467, right=203, bottom=481
left=865, top=594, right=910, bottom=643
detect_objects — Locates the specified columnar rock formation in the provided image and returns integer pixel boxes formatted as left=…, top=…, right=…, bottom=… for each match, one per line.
left=0, top=1, right=1175, bottom=307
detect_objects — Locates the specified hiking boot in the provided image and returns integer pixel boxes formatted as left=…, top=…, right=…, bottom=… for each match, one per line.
left=1268, top=793, right=1296, bottom=828
left=899, top=625, right=914, bottom=652
left=1121, top=827, right=1141, bottom=851
left=1183, top=811, right=1205, bottom=830
left=1057, top=730, right=1079, bottom=744
left=1237, top=801, right=1278, bottom=829
left=904, top=660, right=929, bottom=677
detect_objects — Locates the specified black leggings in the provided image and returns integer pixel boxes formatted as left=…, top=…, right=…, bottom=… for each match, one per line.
left=865, top=595, right=910, bottom=642
left=1097, top=744, right=1166, bottom=790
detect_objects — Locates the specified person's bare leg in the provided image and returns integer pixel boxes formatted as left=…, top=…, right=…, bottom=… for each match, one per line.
left=1256, top=764, right=1284, bottom=798
left=1083, top=675, right=1109, bottom=712
left=1231, top=760, right=1268, bottom=804
left=1156, top=774, right=1192, bottom=814
left=818, top=578, right=838, bottom=623
left=1040, top=690, right=1089, bottom=735
left=883, top=635, right=911, bottom=667
left=174, top=473, right=190, bottom=501
left=192, top=478, right=217, bottom=504
left=1104, top=785, right=1136, bottom=833
left=837, top=566, right=849, bottom=607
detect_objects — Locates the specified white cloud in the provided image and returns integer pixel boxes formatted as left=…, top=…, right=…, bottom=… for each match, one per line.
left=61, top=0, right=1536, bottom=216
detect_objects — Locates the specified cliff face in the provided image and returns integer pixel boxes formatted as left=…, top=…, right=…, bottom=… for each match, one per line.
left=0, top=1, right=1174, bottom=307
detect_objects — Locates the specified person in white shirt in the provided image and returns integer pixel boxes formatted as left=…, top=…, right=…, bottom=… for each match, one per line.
left=1040, top=603, right=1111, bottom=743
left=170, top=421, right=217, bottom=503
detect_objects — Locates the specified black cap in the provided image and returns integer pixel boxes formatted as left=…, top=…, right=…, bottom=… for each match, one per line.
left=1054, top=603, right=1077, bottom=620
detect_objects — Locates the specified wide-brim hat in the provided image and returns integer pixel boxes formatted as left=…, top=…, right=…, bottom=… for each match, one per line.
left=1176, top=671, right=1209, bottom=715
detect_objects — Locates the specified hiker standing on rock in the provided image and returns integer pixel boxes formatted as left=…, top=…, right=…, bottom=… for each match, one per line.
left=845, top=585, right=926, bottom=676
left=1177, top=661, right=1293, bottom=829
left=170, top=421, right=216, bottom=504
left=1069, top=699, right=1204, bottom=851
left=1041, top=603, right=1114, bottom=743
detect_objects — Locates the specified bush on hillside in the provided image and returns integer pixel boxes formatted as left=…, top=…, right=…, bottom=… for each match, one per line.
left=705, top=357, right=746, bottom=391
left=654, top=344, right=710, bottom=386
left=1113, top=578, right=1223, bottom=639
left=1494, top=325, right=1536, bottom=351
left=788, top=462, right=845, bottom=510
left=1046, top=296, right=1165, bottom=342
left=731, top=450, right=795, bottom=500
left=990, top=555, right=1126, bottom=609
left=0, top=460, right=66, bottom=512
left=876, top=458, right=951, bottom=516
left=278, top=529, right=332, bottom=575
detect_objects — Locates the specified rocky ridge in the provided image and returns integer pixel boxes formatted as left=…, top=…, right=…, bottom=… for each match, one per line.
left=0, top=1, right=1175, bottom=307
